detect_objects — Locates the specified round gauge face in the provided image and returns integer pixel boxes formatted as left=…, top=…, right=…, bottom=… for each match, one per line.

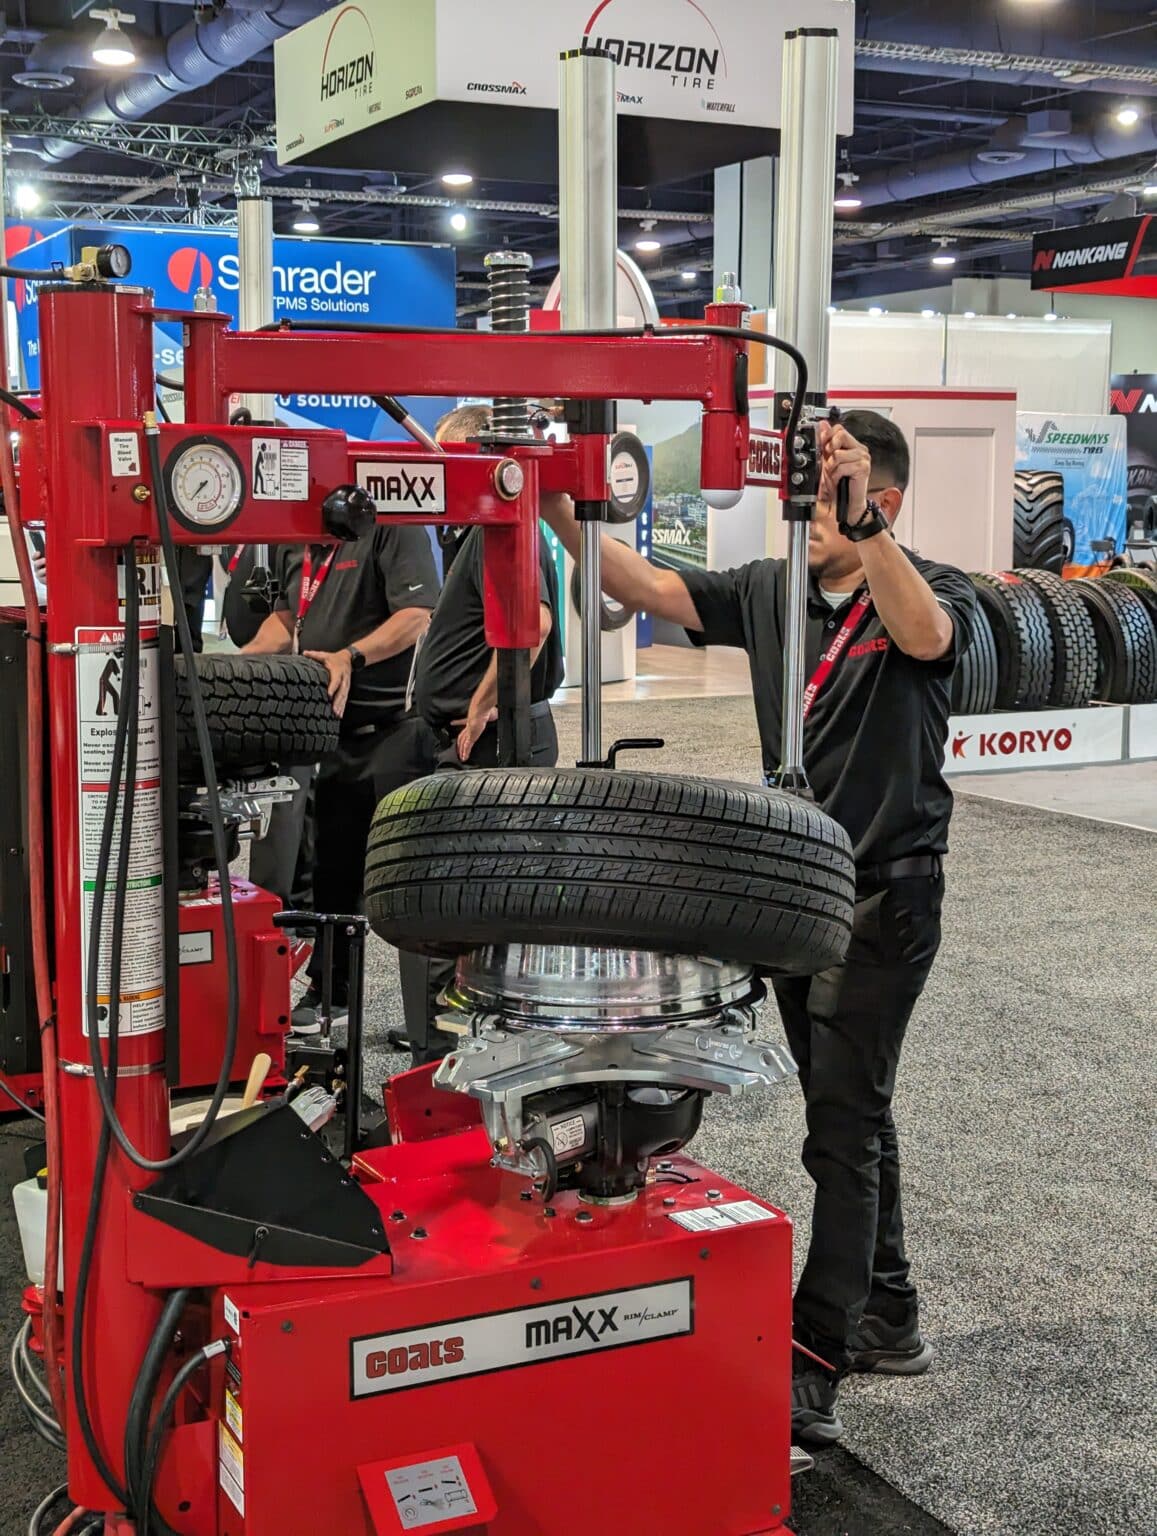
left=103, top=243, right=132, bottom=279
left=164, top=437, right=245, bottom=529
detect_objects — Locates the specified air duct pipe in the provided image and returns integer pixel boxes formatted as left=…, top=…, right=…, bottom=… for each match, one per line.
left=34, top=0, right=322, bottom=162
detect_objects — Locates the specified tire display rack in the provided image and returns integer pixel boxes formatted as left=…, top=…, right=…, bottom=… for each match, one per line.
left=952, top=569, right=1157, bottom=716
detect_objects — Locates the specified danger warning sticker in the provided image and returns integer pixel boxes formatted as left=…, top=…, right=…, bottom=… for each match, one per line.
left=75, top=626, right=165, bottom=1037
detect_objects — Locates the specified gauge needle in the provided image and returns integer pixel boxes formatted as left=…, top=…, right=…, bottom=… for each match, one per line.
left=192, top=479, right=209, bottom=498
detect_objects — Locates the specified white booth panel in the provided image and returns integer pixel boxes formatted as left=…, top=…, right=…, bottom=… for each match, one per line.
left=945, top=317, right=1110, bottom=414
left=828, top=389, right=1017, bottom=571
left=829, top=313, right=946, bottom=389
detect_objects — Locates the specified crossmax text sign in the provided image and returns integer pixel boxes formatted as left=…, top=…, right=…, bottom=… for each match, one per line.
left=356, top=460, right=446, bottom=514
left=349, top=1279, right=693, bottom=1398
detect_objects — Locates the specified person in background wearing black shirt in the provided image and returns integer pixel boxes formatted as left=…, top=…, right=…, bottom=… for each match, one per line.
left=243, top=523, right=439, bottom=1032
left=400, top=403, right=565, bottom=1062
left=417, top=404, right=564, bottom=767
left=541, top=410, right=976, bottom=1447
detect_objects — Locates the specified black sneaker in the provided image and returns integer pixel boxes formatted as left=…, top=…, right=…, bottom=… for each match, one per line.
left=791, top=1355, right=844, bottom=1446
left=849, top=1314, right=934, bottom=1376
left=290, top=985, right=348, bottom=1037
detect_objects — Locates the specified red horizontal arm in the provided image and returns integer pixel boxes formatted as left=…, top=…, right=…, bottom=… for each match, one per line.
left=182, top=324, right=744, bottom=420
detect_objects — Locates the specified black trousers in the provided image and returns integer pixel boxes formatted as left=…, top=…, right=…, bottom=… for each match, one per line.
left=399, top=707, right=558, bottom=1062
left=307, top=716, right=434, bottom=998
left=772, top=873, right=944, bottom=1371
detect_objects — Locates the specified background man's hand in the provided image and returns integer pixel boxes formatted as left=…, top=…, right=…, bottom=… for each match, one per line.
left=454, top=703, right=498, bottom=762
left=304, top=648, right=352, bottom=718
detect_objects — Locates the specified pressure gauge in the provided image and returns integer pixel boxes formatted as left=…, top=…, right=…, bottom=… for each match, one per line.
left=163, top=436, right=246, bottom=532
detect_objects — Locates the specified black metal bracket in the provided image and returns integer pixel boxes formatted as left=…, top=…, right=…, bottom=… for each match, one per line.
left=274, top=909, right=368, bottom=1161
left=577, top=736, right=665, bottom=770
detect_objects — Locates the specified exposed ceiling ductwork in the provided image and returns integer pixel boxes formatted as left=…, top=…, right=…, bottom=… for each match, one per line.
left=853, top=112, right=1157, bottom=208
left=855, top=37, right=1157, bottom=96
left=25, top=0, right=322, bottom=162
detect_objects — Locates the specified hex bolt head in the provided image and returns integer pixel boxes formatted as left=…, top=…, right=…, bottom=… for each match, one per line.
left=576, top=1210, right=593, bottom=1224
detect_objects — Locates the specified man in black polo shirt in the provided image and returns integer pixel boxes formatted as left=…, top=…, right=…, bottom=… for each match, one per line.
left=399, top=404, right=565, bottom=1061
left=244, top=523, right=439, bottom=1031
left=541, top=410, right=975, bottom=1446
left=415, top=404, right=564, bottom=768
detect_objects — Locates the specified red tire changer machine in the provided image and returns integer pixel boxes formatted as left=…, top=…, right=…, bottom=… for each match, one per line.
left=13, top=51, right=854, bottom=1536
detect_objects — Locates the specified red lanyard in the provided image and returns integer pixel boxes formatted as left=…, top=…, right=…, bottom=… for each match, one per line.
left=802, top=592, right=874, bottom=721
left=226, top=545, right=245, bottom=576
left=294, top=545, right=338, bottom=645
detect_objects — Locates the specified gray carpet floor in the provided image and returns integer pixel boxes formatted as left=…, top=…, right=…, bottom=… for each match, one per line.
left=360, top=695, right=1157, bottom=1536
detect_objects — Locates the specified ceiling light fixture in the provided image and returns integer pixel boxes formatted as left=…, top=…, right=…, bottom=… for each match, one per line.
left=441, top=171, right=473, bottom=188
left=635, top=237, right=661, bottom=253
left=921, top=308, right=937, bottom=317
left=834, top=168, right=862, bottom=210
left=680, top=270, right=697, bottom=280
left=963, top=310, right=977, bottom=319
left=13, top=183, right=41, bottom=214
left=292, top=198, right=320, bottom=234
left=868, top=306, right=884, bottom=317
left=1143, top=183, right=1157, bottom=198
left=1044, top=309, right=1059, bottom=321
left=1116, top=104, right=1141, bottom=127
left=932, top=252, right=957, bottom=267
left=450, top=211, right=468, bottom=232
left=1006, top=312, right=1018, bottom=319
left=91, top=8, right=137, bottom=67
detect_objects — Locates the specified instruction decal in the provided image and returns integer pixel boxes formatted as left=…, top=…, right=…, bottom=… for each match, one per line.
left=385, top=1456, right=478, bottom=1529
left=117, top=549, right=162, bottom=624
left=218, top=1423, right=245, bottom=1515
left=667, top=1199, right=777, bottom=1233
left=75, top=626, right=165, bottom=1037
left=108, top=431, right=141, bottom=478
left=251, top=437, right=310, bottom=500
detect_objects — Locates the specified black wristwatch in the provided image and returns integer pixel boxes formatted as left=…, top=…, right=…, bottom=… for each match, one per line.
left=840, top=496, right=890, bottom=543
left=346, top=644, right=367, bottom=671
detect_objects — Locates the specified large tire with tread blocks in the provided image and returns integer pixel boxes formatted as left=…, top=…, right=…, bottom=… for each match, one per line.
left=1101, top=565, right=1157, bottom=625
left=365, top=768, right=856, bottom=974
left=1013, top=470, right=1068, bottom=573
left=174, top=653, right=339, bottom=773
left=1011, top=569, right=1098, bottom=708
left=970, top=574, right=1055, bottom=709
left=950, top=596, right=999, bottom=715
left=1071, top=578, right=1157, bottom=703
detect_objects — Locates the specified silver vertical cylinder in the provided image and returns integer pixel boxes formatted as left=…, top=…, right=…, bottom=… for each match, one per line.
left=559, top=47, right=617, bottom=765
left=236, top=157, right=274, bottom=423
left=771, top=28, right=840, bottom=786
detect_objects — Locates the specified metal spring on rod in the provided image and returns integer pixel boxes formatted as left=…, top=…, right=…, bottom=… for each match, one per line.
left=485, top=250, right=534, bottom=441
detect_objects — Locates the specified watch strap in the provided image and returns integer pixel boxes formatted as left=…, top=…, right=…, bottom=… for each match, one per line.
left=841, top=496, right=890, bottom=543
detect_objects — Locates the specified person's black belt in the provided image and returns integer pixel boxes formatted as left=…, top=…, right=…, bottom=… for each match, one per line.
left=856, top=854, right=943, bottom=887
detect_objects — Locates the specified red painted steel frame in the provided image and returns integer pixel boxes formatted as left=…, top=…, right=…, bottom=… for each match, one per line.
left=33, top=284, right=791, bottom=1533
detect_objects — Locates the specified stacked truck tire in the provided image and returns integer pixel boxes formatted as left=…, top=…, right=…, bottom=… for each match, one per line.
left=951, top=569, right=1157, bottom=712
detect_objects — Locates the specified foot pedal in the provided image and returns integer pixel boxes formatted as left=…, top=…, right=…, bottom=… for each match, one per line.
left=790, top=1444, right=815, bottom=1477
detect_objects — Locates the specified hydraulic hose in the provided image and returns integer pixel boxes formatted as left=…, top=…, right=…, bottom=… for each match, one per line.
left=83, top=423, right=241, bottom=1170
left=260, top=319, right=809, bottom=451
left=137, top=1338, right=229, bottom=1536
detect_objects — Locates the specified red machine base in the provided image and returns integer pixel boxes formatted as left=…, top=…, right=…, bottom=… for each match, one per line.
left=187, top=1142, right=793, bottom=1536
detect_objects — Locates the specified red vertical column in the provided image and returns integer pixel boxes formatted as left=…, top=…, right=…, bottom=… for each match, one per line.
left=41, top=286, right=170, bottom=1510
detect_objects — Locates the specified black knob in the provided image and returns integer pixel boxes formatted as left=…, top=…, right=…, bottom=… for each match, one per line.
left=322, top=484, right=376, bottom=540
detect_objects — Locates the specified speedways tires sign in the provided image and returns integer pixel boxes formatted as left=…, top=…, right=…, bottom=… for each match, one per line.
left=944, top=706, right=1126, bottom=773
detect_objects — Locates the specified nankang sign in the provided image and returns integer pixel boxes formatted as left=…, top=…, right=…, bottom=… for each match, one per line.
left=1031, top=214, right=1157, bottom=294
